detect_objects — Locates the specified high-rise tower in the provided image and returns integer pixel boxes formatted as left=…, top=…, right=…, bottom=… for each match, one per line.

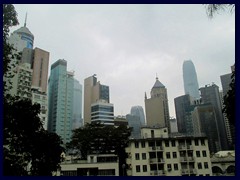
left=145, top=77, right=170, bottom=129
left=84, top=75, right=111, bottom=125
left=48, top=59, right=81, bottom=144
left=199, top=84, right=228, bottom=150
left=130, top=106, right=146, bottom=126
left=183, top=60, right=200, bottom=99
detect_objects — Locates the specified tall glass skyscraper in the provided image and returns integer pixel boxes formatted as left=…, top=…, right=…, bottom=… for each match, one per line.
left=183, top=60, right=200, bottom=99
left=130, top=106, right=146, bottom=126
left=48, top=59, right=81, bottom=145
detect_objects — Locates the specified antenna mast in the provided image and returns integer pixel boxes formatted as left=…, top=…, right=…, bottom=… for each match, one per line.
left=24, top=12, right=28, bottom=27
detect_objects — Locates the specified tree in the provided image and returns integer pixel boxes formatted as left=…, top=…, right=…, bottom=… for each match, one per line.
left=3, top=4, right=65, bottom=176
left=67, top=123, right=132, bottom=176
left=205, top=4, right=235, bottom=18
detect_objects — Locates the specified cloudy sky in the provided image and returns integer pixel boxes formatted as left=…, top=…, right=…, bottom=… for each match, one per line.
left=11, top=4, right=235, bottom=118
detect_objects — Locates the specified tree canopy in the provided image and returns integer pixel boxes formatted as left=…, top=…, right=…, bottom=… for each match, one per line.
left=3, top=4, right=64, bottom=176
left=67, top=123, right=132, bottom=176
left=205, top=4, right=235, bottom=18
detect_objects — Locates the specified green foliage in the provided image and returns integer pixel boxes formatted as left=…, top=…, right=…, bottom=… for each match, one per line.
left=223, top=71, right=235, bottom=126
left=67, top=123, right=132, bottom=175
left=3, top=4, right=65, bottom=176
left=205, top=4, right=235, bottom=18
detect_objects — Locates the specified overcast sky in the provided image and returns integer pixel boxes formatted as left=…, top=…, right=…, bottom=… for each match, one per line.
left=11, top=4, right=235, bottom=118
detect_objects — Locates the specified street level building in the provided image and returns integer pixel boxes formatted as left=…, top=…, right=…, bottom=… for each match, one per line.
left=125, top=127, right=212, bottom=176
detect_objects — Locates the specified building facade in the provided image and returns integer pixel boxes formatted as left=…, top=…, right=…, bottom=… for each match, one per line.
left=199, top=84, right=228, bottom=150
left=91, top=100, right=114, bottom=126
left=145, top=77, right=170, bottom=129
left=72, top=79, right=83, bottom=129
left=126, top=114, right=142, bottom=139
left=84, top=75, right=110, bottom=125
left=130, top=106, right=146, bottom=126
left=48, top=59, right=79, bottom=144
left=125, top=127, right=212, bottom=176
left=182, top=60, right=200, bottom=99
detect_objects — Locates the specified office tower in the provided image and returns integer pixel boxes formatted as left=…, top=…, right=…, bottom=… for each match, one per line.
left=183, top=60, right=200, bottom=99
left=84, top=75, right=110, bottom=125
left=199, top=84, right=228, bottom=150
left=31, top=48, right=49, bottom=93
left=48, top=59, right=79, bottom=144
left=126, top=114, right=142, bottom=139
left=72, top=79, right=83, bottom=129
left=130, top=106, right=146, bottom=126
left=91, top=100, right=114, bottom=125
left=8, top=16, right=34, bottom=53
left=145, top=77, right=170, bottom=129
left=192, top=104, right=221, bottom=153
left=174, top=94, right=196, bottom=134
left=114, top=116, right=128, bottom=127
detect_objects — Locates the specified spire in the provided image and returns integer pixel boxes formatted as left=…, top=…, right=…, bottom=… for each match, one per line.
left=24, top=12, right=28, bottom=27
left=145, top=92, right=147, bottom=100
left=156, top=73, right=158, bottom=80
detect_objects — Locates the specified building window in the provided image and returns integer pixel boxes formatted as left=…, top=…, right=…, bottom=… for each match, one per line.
left=195, top=139, right=199, bottom=146
left=151, top=130, right=155, bottom=138
left=165, top=140, right=169, bottom=147
left=136, top=165, right=140, bottom=172
left=142, top=153, right=146, bottom=160
left=204, top=162, right=209, bottom=169
left=196, top=151, right=201, bottom=157
left=174, top=164, right=178, bottom=171
left=167, top=164, right=172, bottom=171
left=135, top=153, right=140, bottom=160
left=166, top=152, right=171, bottom=159
left=202, top=151, right=207, bottom=157
left=143, top=165, right=147, bottom=172
left=135, top=142, right=139, bottom=148
left=172, top=140, right=176, bottom=147
left=141, top=142, right=145, bottom=148
left=201, top=139, right=205, bottom=145
left=198, top=163, right=202, bottom=169
left=172, top=152, right=177, bottom=158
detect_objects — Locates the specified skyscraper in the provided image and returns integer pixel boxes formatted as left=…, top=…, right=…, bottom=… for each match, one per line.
left=72, top=79, right=83, bottom=129
left=199, top=84, right=228, bottom=150
left=130, top=106, right=146, bottom=126
left=183, top=60, right=200, bottom=99
left=84, top=75, right=110, bottom=125
left=48, top=59, right=81, bottom=144
left=126, top=114, right=142, bottom=139
left=145, top=77, right=170, bottom=129
left=174, top=94, right=196, bottom=134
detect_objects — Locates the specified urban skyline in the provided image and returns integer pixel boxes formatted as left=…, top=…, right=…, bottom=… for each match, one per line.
left=11, top=4, right=235, bottom=117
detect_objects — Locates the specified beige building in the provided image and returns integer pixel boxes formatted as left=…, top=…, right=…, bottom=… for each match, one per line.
left=31, top=48, right=49, bottom=93
left=84, top=75, right=110, bottom=125
left=125, top=127, right=212, bottom=176
left=145, top=77, right=170, bottom=129
left=58, top=154, right=119, bottom=176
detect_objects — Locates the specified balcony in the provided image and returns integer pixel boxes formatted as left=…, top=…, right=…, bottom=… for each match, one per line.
left=148, top=146, right=164, bottom=151
left=178, top=145, right=193, bottom=151
left=149, top=158, right=165, bottom=164
left=181, top=169, right=189, bottom=175
left=180, top=156, right=195, bottom=163
left=150, top=170, right=166, bottom=176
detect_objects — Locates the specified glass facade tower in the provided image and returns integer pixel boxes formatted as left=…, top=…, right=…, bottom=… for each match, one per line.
left=183, top=60, right=200, bottom=99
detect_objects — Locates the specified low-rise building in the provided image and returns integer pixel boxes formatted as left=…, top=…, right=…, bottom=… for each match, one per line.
left=211, top=151, right=235, bottom=176
left=59, top=154, right=119, bottom=176
left=125, top=127, right=212, bottom=176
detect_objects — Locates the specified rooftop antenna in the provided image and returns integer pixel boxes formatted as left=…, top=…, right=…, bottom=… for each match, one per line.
left=24, top=12, right=28, bottom=27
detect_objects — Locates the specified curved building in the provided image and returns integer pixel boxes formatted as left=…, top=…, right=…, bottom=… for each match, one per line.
left=8, top=21, right=34, bottom=52
left=130, top=106, right=146, bottom=126
left=183, top=60, right=200, bottom=99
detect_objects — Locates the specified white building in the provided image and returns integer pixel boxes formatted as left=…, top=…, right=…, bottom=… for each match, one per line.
left=125, top=127, right=212, bottom=176
left=59, top=154, right=119, bottom=176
